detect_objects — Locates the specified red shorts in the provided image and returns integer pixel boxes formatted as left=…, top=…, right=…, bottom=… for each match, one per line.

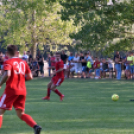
left=52, top=76, right=64, bottom=86
left=0, top=92, right=26, bottom=111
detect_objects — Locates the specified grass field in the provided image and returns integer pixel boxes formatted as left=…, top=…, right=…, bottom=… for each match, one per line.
left=1, top=78, right=134, bottom=134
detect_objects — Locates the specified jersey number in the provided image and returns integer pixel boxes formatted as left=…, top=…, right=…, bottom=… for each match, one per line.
left=13, top=62, right=25, bottom=75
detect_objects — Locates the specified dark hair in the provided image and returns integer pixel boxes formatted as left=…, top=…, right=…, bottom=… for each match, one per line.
left=7, top=45, right=18, bottom=56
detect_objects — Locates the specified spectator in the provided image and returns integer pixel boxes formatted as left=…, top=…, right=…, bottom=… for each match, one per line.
left=69, top=59, right=75, bottom=78
left=61, top=50, right=68, bottom=64
left=102, top=59, right=109, bottom=78
left=114, top=51, right=122, bottom=80
left=27, top=51, right=33, bottom=64
left=87, top=52, right=94, bottom=66
left=31, top=58, right=39, bottom=77
left=107, top=57, right=114, bottom=78
left=22, top=51, right=29, bottom=62
left=0, top=52, right=4, bottom=75
left=46, top=53, right=51, bottom=77
left=73, top=53, right=82, bottom=78
left=68, top=52, right=74, bottom=62
left=126, top=52, right=133, bottom=79
left=50, top=53, right=56, bottom=76
left=37, top=50, right=44, bottom=77
left=86, top=53, right=94, bottom=78
left=93, top=57, right=101, bottom=79
left=80, top=52, right=87, bottom=78
left=132, top=52, right=134, bottom=79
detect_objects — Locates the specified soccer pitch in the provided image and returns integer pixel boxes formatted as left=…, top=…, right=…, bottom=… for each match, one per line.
left=0, top=78, right=134, bottom=134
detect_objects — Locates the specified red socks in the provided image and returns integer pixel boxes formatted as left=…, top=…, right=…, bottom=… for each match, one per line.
left=21, top=114, right=37, bottom=128
left=47, top=88, right=51, bottom=97
left=54, top=89, right=62, bottom=96
left=0, top=115, right=2, bottom=128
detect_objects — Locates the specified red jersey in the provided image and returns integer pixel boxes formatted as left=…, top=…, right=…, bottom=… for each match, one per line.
left=3, top=57, right=31, bottom=96
left=55, top=60, right=64, bottom=78
left=93, top=61, right=100, bottom=69
left=51, top=56, right=56, bottom=67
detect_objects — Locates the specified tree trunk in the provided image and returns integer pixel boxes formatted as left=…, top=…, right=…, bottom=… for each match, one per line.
left=31, top=43, right=37, bottom=59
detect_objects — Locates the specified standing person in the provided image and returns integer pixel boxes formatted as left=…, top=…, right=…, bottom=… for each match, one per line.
left=80, top=52, right=87, bottom=78
left=61, top=50, right=68, bottom=78
left=46, top=53, right=51, bottom=77
left=73, top=53, right=82, bottom=78
left=61, top=50, right=68, bottom=64
left=126, top=52, right=133, bottom=79
left=132, top=52, right=134, bottom=79
left=50, top=53, right=56, bottom=76
left=37, top=51, right=44, bottom=77
left=67, top=52, right=74, bottom=78
left=114, top=51, right=122, bottom=80
left=42, top=52, right=64, bottom=101
left=27, top=51, right=33, bottom=64
left=0, top=45, right=41, bottom=134
left=31, top=58, right=39, bottom=77
left=22, top=51, right=29, bottom=62
left=93, top=57, right=101, bottom=79
left=107, top=57, right=114, bottom=78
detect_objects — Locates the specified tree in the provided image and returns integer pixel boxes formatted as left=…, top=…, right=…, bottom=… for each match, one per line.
left=0, top=0, right=76, bottom=58
left=59, top=0, right=134, bottom=54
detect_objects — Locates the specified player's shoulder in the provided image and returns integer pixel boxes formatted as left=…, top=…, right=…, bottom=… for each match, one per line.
left=5, top=58, right=26, bottom=64
left=60, top=60, right=64, bottom=63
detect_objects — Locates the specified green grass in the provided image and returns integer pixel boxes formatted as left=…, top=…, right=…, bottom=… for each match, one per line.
left=1, top=78, right=134, bottom=134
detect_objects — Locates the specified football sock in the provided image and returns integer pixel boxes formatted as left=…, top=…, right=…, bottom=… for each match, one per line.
left=54, top=89, right=62, bottom=96
left=0, top=115, right=3, bottom=128
left=21, top=114, right=37, bottom=128
left=47, top=88, right=51, bottom=97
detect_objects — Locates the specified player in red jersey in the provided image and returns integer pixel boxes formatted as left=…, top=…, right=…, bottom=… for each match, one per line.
left=42, top=52, right=64, bottom=101
left=0, top=45, right=41, bottom=134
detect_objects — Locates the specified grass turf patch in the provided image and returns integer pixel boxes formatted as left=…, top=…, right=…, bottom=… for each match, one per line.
left=0, top=78, right=134, bottom=134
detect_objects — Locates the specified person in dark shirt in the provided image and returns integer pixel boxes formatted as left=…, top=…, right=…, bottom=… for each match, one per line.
left=31, top=58, right=39, bottom=77
left=37, top=51, right=44, bottom=77
left=80, top=53, right=87, bottom=78
left=102, top=59, right=109, bottom=78
left=27, top=51, right=33, bottom=69
left=61, top=50, right=68, bottom=78
left=114, top=51, right=122, bottom=80
left=61, top=50, right=68, bottom=64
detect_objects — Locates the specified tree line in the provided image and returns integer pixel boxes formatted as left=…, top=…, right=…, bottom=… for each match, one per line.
left=0, top=0, right=133, bottom=58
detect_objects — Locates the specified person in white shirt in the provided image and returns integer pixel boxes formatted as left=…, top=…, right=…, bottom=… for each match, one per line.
left=73, top=53, right=82, bottom=78
left=22, top=51, right=29, bottom=62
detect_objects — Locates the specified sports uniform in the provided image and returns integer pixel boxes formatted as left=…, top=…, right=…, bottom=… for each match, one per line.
left=0, top=57, right=31, bottom=111
left=42, top=59, right=64, bottom=101
left=52, top=60, right=64, bottom=86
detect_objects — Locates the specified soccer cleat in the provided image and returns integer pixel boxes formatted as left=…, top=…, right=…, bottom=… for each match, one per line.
left=34, top=125, right=42, bottom=134
left=42, top=96, right=50, bottom=100
left=60, top=95, right=64, bottom=101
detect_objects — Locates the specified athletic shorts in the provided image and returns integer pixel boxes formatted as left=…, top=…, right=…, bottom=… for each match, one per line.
left=0, top=92, right=26, bottom=111
left=52, top=76, right=64, bottom=86
left=126, top=65, right=131, bottom=71
left=82, top=66, right=87, bottom=72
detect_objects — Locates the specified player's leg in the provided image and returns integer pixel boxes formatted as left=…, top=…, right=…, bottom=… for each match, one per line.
left=0, top=109, right=6, bottom=128
left=14, top=95, right=42, bottom=134
left=42, top=80, right=53, bottom=100
left=50, top=79, right=64, bottom=101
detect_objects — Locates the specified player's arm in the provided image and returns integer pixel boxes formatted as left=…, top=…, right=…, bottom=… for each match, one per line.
left=52, top=64, right=63, bottom=76
left=25, top=72, right=33, bottom=81
left=48, top=66, right=55, bottom=69
left=0, top=70, right=11, bottom=87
